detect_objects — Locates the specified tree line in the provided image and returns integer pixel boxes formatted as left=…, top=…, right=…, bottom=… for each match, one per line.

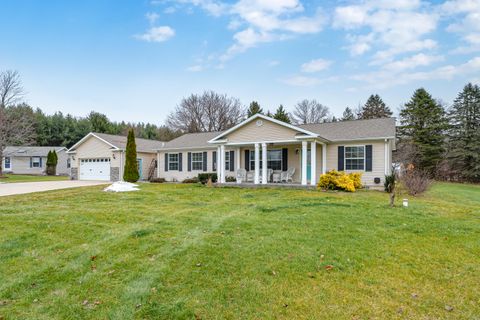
left=1, top=70, right=479, bottom=182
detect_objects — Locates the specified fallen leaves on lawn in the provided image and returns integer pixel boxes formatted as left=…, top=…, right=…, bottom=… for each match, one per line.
left=325, top=265, right=334, bottom=271
left=90, top=255, right=97, bottom=261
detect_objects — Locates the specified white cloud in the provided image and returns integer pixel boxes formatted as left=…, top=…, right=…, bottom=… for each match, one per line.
left=441, top=0, right=480, bottom=52
left=187, top=65, right=204, bottom=72
left=351, top=56, right=480, bottom=89
left=382, top=53, right=444, bottom=72
left=135, top=26, right=175, bottom=42
left=268, top=60, right=280, bottom=66
left=301, top=58, right=332, bottom=73
left=146, top=12, right=160, bottom=25
left=281, top=75, right=320, bottom=86
left=333, top=1, right=439, bottom=62
left=164, top=6, right=177, bottom=14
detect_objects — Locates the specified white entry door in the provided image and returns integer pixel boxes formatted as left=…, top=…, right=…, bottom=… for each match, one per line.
left=79, top=158, right=111, bottom=181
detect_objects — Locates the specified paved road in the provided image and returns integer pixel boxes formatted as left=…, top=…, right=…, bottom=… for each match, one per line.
left=0, top=180, right=108, bottom=197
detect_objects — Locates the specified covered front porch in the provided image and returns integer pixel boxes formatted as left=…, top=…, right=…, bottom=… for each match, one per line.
left=214, top=139, right=327, bottom=187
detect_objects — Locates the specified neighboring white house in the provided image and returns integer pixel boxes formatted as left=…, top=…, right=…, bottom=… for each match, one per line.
left=2, top=146, right=69, bottom=175
left=156, top=114, right=396, bottom=188
left=66, top=132, right=165, bottom=181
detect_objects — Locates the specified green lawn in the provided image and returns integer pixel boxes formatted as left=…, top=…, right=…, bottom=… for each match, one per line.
left=0, top=183, right=479, bottom=319
left=0, top=174, right=69, bottom=183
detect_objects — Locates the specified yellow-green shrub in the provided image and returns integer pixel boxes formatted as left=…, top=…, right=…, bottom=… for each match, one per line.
left=317, top=170, right=362, bottom=192
left=348, top=172, right=362, bottom=189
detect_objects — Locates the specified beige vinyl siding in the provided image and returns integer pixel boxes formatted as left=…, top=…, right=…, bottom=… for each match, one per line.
left=137, top=152, right=157, bottom=180
left=326, top=140, right=387, bottom=187
left=56, top=151, right=69, bottom=175
left=71, top=135, right=119, bottom=169
left=224, top=119, right=301, bottom=143
left=158, top=149, right=218, bottom=182
left=7, top=156, right=46, bottom=175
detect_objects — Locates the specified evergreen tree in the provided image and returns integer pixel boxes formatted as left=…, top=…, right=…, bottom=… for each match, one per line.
left=247, top=101, right=263, bottom=117
left=358, top=94, right=393, bottom=119
left=266, top=110, right=273, bottom=117
left=123, top=129, right=139, bottom=182
left=46, top=150, right=57, bottom=175
left=399, top=88, right=448, bottom=176
left=342, top=107, right=355, bottom=121
left=448, top=83, right=480, bottom=182
left=273, top=105, right=291, bottom=123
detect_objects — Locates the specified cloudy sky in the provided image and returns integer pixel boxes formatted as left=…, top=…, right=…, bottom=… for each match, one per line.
left=1, top=0, right=479, bottom=123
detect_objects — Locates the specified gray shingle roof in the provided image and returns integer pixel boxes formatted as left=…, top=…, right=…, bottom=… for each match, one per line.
left=161, top=131, right=221, bottom=149
left=91, top=132, right=166, bottom=153
left=4, top=146, right=66, bottom=157
left=159, top=118, right=395, bottom=149
left=298, top=118, right=396, bottom=141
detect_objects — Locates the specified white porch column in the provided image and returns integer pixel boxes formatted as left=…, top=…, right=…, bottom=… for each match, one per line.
left=220, top=144, right=226, bottom=183
left=157, top=152, right=160, bottom=178
left=310, top=141, right=316, bottom=186
left=384, top=139, right=389, bottom=175
left=217, top=146, right=221, bottom=181
left=236, top=147, right=241, bottom=171
left=301, top=140, right=308, bottom=185
left=322, top=143, right=327, bottom=174
left=262, top=143, right=268, bottom=184
left=254, top=143, right=260, bottom=184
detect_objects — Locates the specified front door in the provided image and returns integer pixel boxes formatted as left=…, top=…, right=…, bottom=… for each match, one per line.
left=137, top=158, right=143, bottom=180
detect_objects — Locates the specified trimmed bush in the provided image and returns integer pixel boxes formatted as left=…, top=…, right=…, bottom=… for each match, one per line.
left=198, top=173, right=218, bottom=184
left=123, top=129, right=139, bottom=182
left=150, top=177, right=166, bottom=183
left=46, top=150, right=58, bottom=176
left=226, top=176, right=236, bottom=182
left=318, top=170, right=362, bottom=192
left=182, top=177, right=199, bottom=183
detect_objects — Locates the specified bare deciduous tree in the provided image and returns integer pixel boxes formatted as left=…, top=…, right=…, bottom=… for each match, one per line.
left=0, top=71, right=36, bottom=175
left=292, top=99, right=330, bottom=124
left=167, top=91, right=245, bottom=133
left=0, top=70, right=24, bottom=108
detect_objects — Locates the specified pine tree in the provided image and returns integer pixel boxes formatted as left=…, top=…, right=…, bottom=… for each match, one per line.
left=448, top=83, right=480, bottom=182
left=46, top=150, right=57, bottom=176
left=123, top=129, right=139, bottom=182
left=358, top=94, right=393, bottom=119
left=247, top=101, right=263, bottom=117
left=399, top=88, right=448, bottom=176
left=273, top=105, right=291, bottom=123
left=342, top=107, right=355, bottom=121
left=266, top=110, right=273, bottom=117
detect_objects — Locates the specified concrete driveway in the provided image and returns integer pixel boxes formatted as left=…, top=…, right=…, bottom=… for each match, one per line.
left=0, top=180, right=108, bottom=197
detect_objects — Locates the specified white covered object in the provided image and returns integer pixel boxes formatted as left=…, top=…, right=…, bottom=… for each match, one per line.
left=104, top=181, right=139, bottom=192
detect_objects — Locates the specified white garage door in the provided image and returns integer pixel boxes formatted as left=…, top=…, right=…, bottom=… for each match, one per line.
left=79, top=158, right=111, bottom=181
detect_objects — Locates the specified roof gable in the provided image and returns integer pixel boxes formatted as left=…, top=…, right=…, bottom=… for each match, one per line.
left=209, top=114, right=317, bottom=143
left=67, top=132, right=165, bottom=153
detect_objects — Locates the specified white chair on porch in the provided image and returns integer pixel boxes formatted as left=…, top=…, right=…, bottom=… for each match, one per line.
left=236, top=169, right=247, bottom=183
left=246, top=171, right=255, bottom=182
left=281, top=167, right=295, bottom=183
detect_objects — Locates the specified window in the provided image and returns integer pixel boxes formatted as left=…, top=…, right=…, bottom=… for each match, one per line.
left=191, top=152, right=203, bottom=170
left=168, top=153, right=179, bottom=171
left=224, top=151, right=230, bottom=171
left=4, top=157, right=11, bottom=169
left=267, top=150, right=282, bottom=170
left=67, top=158, right=71, bottom=169
left=345, top=146, right=365, bottom=170
left=250, top=149, right=282, bottom=170
left=32, top=157, right=41, bottom=168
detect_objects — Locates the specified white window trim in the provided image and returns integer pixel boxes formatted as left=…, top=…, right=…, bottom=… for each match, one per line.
left=168, top=153, right=179, bottom=171
left=249, top=148, right=283, bottom=171
left=344, top=145, right=366, bottom=171
left=4, top=157, right=11, bottom=170
left=191, top=152, right=203, bottom=171
left=32, top=156, right=41, bottom=168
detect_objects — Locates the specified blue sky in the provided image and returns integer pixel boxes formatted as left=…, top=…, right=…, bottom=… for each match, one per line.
left=1, top=0, right=479, bottom=123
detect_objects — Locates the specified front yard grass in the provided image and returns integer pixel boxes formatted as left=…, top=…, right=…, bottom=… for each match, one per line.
left=0, top=182, right=479, bottom=319
left=0, top=174, right=68, bottom=183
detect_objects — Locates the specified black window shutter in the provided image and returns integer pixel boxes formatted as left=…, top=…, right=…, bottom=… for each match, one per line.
left=229, top=150, right=234, bottom=172
left=282, top=148, right=288, bottom=171
left=179, top=153, right=183, bottom=172
left=30, top=157, right=33, bottom=168
left=212, top=151, right=217, bottom=171
left=338, top=146, right=344, bottom=171
left=188, top=152, right=192, bottom=171
left=245, top=150, right=250, bottom=171
left=365, top=145, right=372, bottom=172
left=40, top=157, right=43, bottom=167
left=203, top=151, right=207, bottom=171
left=164, top=153, right=168, bottom=171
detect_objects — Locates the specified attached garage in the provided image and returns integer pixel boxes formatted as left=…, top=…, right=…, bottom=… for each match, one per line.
left=79, top=158, right=111, bottom=181
left=67, top=132, right=164, bottom=182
